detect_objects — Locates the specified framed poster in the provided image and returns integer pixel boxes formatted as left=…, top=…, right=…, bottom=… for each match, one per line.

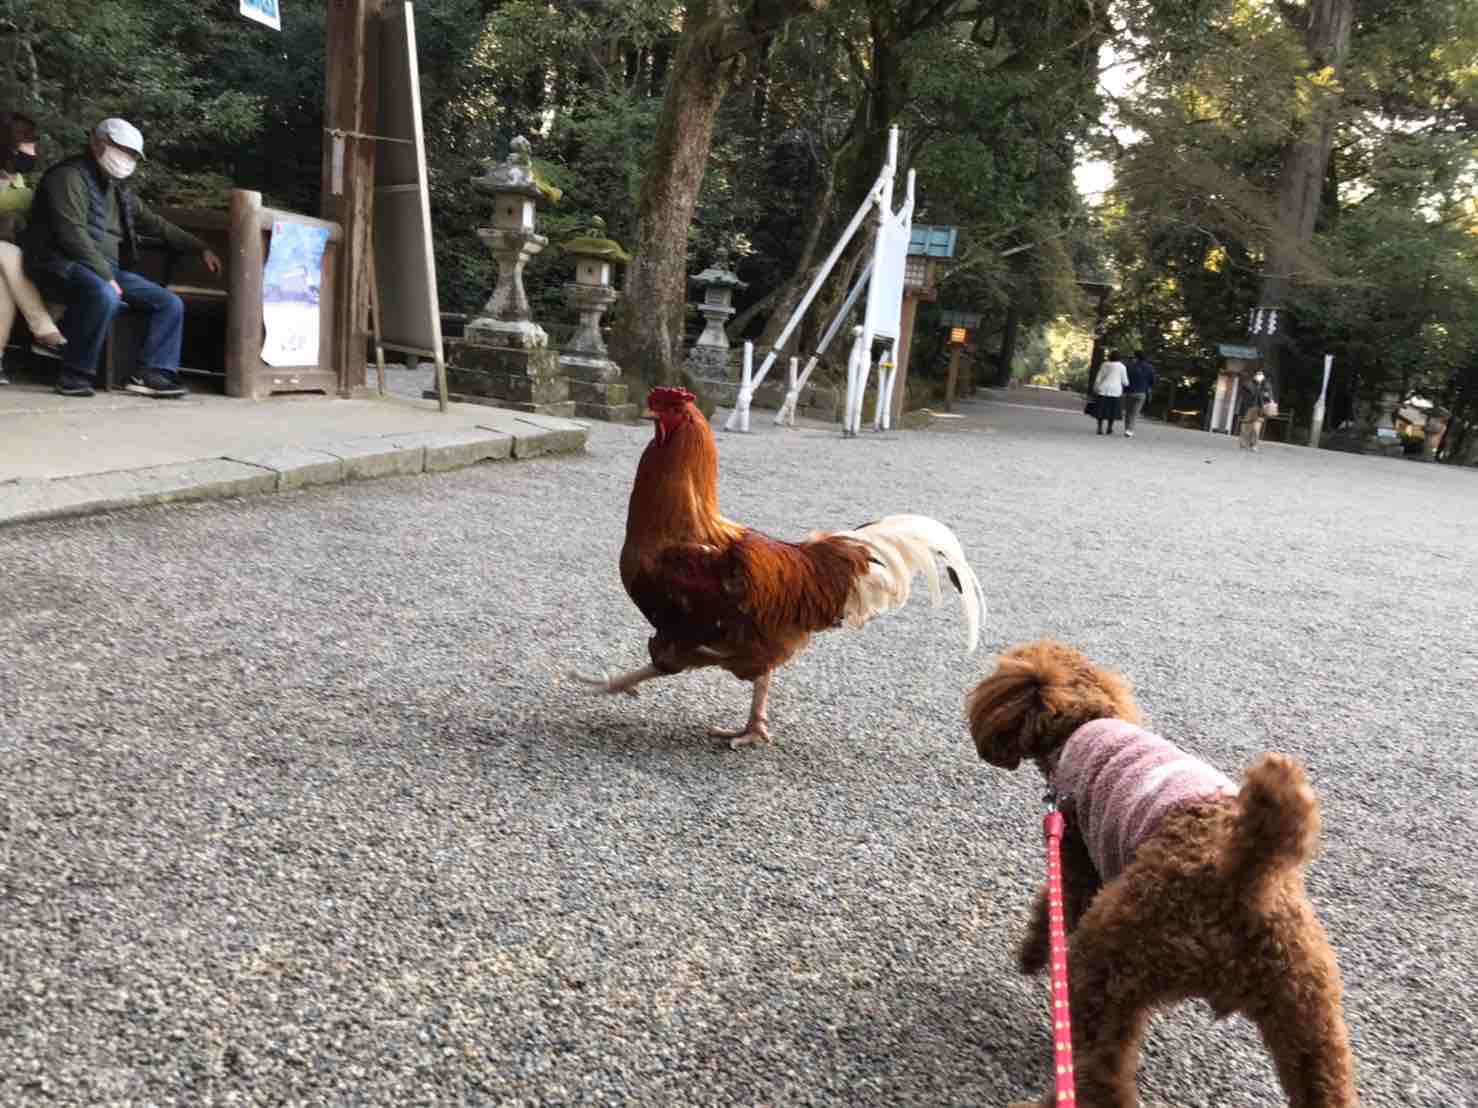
left=261, top=221, right=331, bottom=367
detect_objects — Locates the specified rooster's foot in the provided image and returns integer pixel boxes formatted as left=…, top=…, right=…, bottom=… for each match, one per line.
left=708, top=719, right=771, bottom=749
left=568, top=668, right=643, bottom=698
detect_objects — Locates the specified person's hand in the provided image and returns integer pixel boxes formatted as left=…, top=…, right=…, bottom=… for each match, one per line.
left=201, top=249, right=222, bottom=275
left=109, top=279, right=123, bottom=297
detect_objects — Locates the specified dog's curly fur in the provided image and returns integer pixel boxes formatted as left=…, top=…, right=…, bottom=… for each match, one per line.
left=967, top=639, right=1357, bottom=1107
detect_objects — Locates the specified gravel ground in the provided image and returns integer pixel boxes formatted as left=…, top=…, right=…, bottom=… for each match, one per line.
left=2, top=386, right=1476, bottom=1106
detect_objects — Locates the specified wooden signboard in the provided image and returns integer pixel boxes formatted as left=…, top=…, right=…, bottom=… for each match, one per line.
left=371, top=1, right=448, bottom=409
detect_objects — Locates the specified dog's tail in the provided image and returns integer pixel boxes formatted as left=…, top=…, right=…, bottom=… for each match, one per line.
left=1222, top=753, right=1321, bottom=893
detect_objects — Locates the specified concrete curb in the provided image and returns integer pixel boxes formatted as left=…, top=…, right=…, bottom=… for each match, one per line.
left=0, top=421, right=586, bottom=529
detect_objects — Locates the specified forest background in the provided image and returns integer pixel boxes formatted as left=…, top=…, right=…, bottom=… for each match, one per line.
left=3, top=0, right=1474, bottom=457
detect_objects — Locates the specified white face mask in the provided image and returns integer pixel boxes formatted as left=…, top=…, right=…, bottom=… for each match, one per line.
left=98, top=147, right=138, bottom=180
left=1253, top=373, right=1265, bottom=382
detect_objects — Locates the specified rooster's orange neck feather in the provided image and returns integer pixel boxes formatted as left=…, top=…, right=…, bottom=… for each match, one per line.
left=627, top=406, right=743, bottom=547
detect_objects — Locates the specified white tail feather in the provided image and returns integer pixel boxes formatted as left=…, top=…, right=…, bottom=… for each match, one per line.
left=828, top=514, right=986, bottom=650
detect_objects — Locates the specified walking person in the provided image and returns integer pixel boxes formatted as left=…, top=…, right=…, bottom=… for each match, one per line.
left=22, top=117, right=219, bottom=397
left=1238, top=368, right=1276, bottom=451
left=1093, top=350, right=1130, bottom=436
left=1123, top=349, right=1155, bottom=437
left=0, top=110, right=66, bottom=385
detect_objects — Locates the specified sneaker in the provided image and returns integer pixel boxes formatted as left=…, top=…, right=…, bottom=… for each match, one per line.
left=125, top=370, right=187, bottom=398
left=0, top=360, right=8, bottom=385
left=1124, top=430, right=1134, bottom=437
left=56, top=375, right=96, bottom=397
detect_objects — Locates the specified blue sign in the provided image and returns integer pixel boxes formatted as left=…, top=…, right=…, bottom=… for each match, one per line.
left=239, top=0, right=281, bottom=31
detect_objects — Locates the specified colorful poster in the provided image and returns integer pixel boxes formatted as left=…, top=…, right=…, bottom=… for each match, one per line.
left=239, top=0, right=282, bottom=31
left=260, top=220, right=329, bottom=368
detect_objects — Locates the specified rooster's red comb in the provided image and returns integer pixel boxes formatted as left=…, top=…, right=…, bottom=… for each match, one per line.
left=647, top=386, right=697, bottom=408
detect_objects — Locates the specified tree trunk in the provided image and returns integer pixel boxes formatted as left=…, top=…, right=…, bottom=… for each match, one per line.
left=608, top=0, right=824, bottom=392
left=1257, top=0, right=1355, bottom=389
left=995, top=303, right=1021, bottom=387
left=610, top=20, right=739, bottom=387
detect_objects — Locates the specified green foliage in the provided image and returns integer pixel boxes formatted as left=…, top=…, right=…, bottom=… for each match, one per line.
left=1102, top=0, right=1478, bottom=449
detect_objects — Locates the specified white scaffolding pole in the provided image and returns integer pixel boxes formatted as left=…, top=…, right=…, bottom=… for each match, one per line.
left=774, top=257, right=873, bottom=426
left=724, top=134, right=896, bottom=433
left=733, top=341, right=754, bottom=432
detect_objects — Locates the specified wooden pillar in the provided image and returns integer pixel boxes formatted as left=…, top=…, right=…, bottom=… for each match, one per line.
left=889, top=291, right=921, bottom=424
left=944, top=343, right=961, bottom=412
left=225, top=189, right=266, bottom=399
left=322, top=0, right=383, bottom=395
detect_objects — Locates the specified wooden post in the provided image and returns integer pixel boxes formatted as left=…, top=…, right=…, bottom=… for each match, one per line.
left=944, top=343, right=961, bottom=412
left=889, top=291, right=921, bottom=425
left=225, top=189, right=266, bottom=399
left=322, top=0, right=383, bottom=396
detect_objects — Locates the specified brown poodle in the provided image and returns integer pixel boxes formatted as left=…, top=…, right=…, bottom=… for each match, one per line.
left=966, top=639, right=1356, bottom=1107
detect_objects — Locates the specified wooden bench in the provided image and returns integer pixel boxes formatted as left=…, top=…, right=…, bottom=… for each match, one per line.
left=23, top=190, right=343, bottom=400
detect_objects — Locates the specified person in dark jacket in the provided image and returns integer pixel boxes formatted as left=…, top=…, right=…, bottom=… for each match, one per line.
left=23, top=117, right=220, bottom=397
left=1236, top=368, right=1276, bottom=451
left=1123, top=350, right=1155, bottom=437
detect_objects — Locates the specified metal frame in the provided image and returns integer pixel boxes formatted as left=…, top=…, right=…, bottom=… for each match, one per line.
left=723, top=126, right=917, bottom=437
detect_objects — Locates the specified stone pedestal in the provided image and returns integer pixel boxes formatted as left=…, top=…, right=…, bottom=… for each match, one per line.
left=559, top=281, right=637, bottom=421
left=444, top=339, right=573, bottom=417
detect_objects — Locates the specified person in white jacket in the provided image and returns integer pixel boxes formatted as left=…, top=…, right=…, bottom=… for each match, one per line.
left=1093, top=350, right=1130, bottom=436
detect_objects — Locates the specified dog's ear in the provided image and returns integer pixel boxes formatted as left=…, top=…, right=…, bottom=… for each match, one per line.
left=965, top=653, right=1049, bottom=769
left=966, top=640, right=1142, bottom=769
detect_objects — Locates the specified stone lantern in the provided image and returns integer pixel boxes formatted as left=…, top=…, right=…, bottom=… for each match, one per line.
left=444, top=136, right=573, bottom=416
left=686, top=261, right=747, bottom=381
left=1422, top=406, right=1450, bottom=461
left=559, top=217, right=637, bottom=421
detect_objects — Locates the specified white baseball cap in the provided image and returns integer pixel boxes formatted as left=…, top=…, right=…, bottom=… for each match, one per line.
left=94, top=118, right=146, bottom=159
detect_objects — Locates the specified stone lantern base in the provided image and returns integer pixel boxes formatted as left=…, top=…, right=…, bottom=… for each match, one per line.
left=438, top=337, right=575, bottom=418
left=559, top=354, right=638, bottom=422
left=556, top=281, right=637, bottom=421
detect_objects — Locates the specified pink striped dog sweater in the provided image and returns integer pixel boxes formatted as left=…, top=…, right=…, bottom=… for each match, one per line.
left=1052, top=719, right=1238, bottom=881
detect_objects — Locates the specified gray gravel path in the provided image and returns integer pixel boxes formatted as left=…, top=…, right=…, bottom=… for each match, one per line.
left=2, top=393, right=1475, bottom=1106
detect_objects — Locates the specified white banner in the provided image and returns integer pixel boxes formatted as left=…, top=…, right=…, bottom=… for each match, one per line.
left=240, top=0, right=282, bottom=31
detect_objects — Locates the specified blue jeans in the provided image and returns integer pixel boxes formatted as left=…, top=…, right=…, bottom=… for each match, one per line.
left=52, top=263, right=183, bottom=382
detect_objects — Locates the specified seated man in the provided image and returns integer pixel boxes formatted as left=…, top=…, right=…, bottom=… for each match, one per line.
left=22, top=117, right=220, bottom=398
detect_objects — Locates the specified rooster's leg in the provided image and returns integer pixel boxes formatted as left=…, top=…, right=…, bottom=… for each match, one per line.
left=569, top=664, right=663, bottom=698
left=708, top=672, right=772, bottom=749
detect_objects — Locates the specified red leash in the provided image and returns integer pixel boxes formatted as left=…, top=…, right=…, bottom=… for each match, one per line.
left=1043, top=792, right=1076, bottom=1103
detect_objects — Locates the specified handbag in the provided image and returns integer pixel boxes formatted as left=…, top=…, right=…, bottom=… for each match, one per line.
left=1084, top=396, right=1098, bottom=417
left=1261, top=399, right=1279, bottom=418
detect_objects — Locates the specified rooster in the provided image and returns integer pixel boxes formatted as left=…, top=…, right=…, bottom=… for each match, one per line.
left=573, top=386, right=986, bottom=747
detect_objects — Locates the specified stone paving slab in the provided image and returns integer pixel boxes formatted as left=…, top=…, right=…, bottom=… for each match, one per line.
left=1, top=395, right=588, bottom=529
left=223, top=447, right=346, bottom=491
left=0, top=459, right=279, bottom=525
left=503, top=413, right=589, bottom=458
left=388, top=427, right=515, bottom=471
left=313, top=436, right=428, bottom=481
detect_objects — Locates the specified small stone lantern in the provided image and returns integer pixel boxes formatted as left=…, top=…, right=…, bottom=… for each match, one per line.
left=445, top=136, right=574, bottom=416
left=686, top=261, right=747, bottom=381
left=559, top=217, right=637, bottom=421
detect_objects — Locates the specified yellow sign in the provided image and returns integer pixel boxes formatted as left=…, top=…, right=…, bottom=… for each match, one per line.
left=949, top=326, right=967, bottom=344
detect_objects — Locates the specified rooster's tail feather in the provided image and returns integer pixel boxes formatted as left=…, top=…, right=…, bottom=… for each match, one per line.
left=830, top=514, right=986, bottom=650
